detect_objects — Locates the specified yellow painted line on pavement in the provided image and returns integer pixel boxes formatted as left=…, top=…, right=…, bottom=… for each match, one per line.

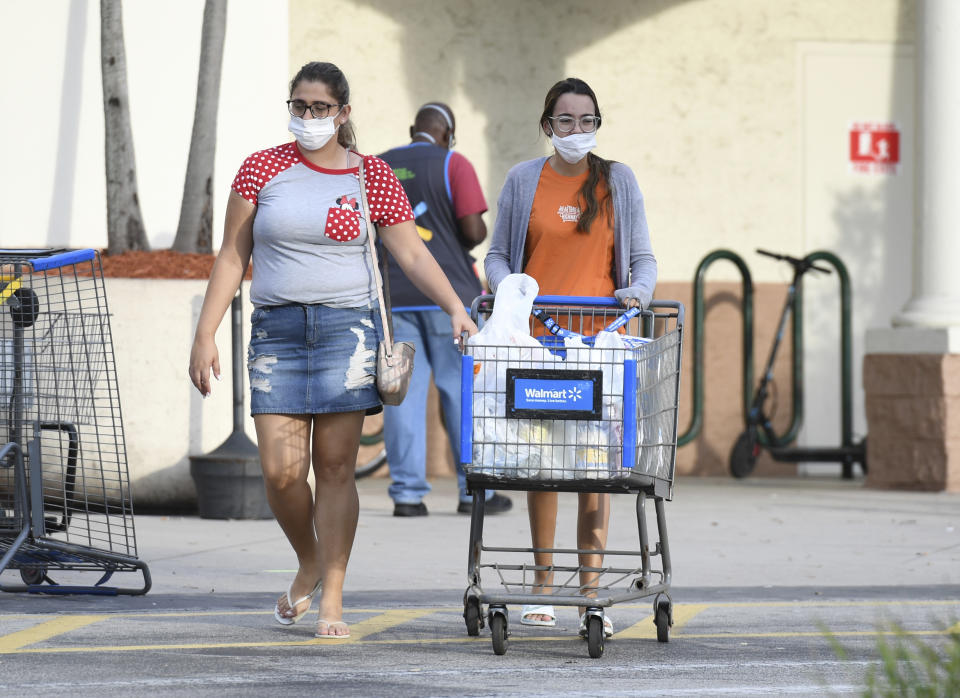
left=0, top=608, right=437, bottom=654
left=344, top=608, right=436, bottom=641
left=0, top=598, right=956, bottom=624
left=680, top=629, right=959, bottom=640
left=1, top=600, right=958, bottom=655
left=616, top=603, right=709, bottom=639
left=0, top=615, right=109, bottom=652
left=8, top=626, right=957, bottom=655
left=5, top=625, right=958, bottom=655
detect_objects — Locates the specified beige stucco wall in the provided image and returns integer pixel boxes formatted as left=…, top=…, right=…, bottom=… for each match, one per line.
left=290, top=0, right=913, bottom=283
left=290, top=0, right=914, bottom=476
left=106, top=278, right=254, bottom=507
left=2, top=2, right=921, bottom=507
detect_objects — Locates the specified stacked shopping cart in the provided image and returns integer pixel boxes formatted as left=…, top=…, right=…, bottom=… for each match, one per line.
left=0, top=248, right=150, bottom=594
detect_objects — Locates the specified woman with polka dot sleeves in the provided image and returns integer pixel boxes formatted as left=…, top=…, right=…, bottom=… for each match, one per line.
left=189, top=62, right=478, bottom=639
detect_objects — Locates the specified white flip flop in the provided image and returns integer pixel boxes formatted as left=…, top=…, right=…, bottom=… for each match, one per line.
left=578, top=612, right=613, bottom=638
left=520, top=604, right=557, bottom=627
left=315, top=619, right=350, bottom=639
left=273, top=579, right=322, bottom=626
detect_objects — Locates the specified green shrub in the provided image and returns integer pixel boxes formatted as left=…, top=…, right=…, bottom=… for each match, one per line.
left=827, top=622, right=960, bottom=697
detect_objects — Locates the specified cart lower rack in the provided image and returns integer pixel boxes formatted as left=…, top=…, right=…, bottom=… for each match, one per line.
left=0, top=248, right=150, bottom=594
left=460, top=295, right=683, bottom=657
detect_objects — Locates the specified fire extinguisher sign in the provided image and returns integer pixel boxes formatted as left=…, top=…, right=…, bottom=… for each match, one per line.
left=849, top=122, right=900, bottom=174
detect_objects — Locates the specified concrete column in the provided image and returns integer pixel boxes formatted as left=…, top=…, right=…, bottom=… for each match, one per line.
left=864, top=0, right=960, bottom=492
left=894, top=0, right=960, bottom=328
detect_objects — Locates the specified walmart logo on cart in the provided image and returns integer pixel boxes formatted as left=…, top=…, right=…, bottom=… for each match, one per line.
left=509, top=371, right=601, bottom=417
left=524, top=386, right=583, bottom=402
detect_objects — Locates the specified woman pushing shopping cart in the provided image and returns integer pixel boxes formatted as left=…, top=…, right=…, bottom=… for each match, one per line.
left=459, top=280, right=683, bottom=658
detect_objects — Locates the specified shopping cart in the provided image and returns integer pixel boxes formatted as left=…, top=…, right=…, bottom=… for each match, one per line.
left=460, top=295, right=683, bottom=657
left=0, top=248, right=150, bottom=594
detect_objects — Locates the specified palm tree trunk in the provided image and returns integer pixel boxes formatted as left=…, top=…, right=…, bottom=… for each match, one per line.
left=172, top=0, right=227, bottom=254
left=100, top=0, right=149, bottom=254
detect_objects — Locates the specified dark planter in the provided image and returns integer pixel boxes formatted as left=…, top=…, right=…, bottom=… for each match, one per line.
left=190, top=430, right=272, bottom=519
left=189, top=294, right=273, bottom=520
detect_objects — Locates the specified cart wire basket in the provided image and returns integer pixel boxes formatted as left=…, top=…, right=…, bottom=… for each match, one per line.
left=459, top=295, right=683, bottom=657
left=0, top=248, right=150, bottom=594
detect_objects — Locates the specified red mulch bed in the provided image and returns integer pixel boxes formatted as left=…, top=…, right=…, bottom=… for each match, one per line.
left=97, top=249, right=251, bottom=279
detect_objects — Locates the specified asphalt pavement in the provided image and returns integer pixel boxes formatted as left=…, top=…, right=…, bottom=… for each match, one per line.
left=1, top=475, right=958, bottom=696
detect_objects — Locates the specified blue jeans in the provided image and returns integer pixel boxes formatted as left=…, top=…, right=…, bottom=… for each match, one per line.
left=383, top=309, right=489, bottom=505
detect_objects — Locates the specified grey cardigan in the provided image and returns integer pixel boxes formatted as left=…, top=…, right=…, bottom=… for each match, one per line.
left=484, top=157, right=657, bottom=308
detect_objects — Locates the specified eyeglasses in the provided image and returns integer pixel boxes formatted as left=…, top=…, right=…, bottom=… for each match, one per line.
left=286, top=100, right=344, bottom=119
left=546, top=115, right=601, bottom=134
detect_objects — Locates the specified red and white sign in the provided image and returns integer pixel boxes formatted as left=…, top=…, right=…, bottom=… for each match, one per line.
left=849, top=122, right=900, bottom=174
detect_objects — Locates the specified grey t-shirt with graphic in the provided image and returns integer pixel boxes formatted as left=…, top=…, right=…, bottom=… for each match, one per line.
left=231, top=142, right=414, bottom=308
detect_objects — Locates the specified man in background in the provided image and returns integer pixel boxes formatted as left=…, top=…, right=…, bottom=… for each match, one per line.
left=378, top=102, right=512, bottom=517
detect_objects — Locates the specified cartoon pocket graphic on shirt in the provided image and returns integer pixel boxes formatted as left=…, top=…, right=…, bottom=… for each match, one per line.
left=325, top=195, right=362, bottom=242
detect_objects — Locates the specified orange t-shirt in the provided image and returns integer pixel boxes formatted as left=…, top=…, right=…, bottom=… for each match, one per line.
left=524, top=162, right=615, bottom=334
left=524, top=162, right=615, bottom=298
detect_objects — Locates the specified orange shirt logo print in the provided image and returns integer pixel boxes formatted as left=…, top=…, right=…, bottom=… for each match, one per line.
left=556, top=205, right=580, bottom=223
left=325, top=194, right=362, bottom=242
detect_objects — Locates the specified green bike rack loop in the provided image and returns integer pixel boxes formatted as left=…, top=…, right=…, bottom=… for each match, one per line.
left=678, top=249, right=754, bottom=446
left=800, top=250, right=859, bottom=461
left=679, top=249, right=860, bottom=475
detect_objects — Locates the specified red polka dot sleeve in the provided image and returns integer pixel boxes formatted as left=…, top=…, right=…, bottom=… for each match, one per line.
left=361, top=155, right=414, bottom=227
left=231, top=143, right=300, bottom=205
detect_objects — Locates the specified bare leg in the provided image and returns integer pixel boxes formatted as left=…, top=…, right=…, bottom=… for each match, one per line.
left=312, top=411, right=364, bottom=637
left=526, top=490, right=559, bottom=622
left=254, top=414, right=322, bottom=619
left=577, top=492, right=610, bottom=615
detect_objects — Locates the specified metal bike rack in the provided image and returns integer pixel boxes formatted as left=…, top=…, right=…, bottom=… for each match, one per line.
left=680, top=249, right=865, bottom=479
left=678, top=250, right=754, bottom=446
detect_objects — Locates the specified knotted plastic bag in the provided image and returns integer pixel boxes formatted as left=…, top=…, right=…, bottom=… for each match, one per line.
left=468, top=274, right=556, bottom=478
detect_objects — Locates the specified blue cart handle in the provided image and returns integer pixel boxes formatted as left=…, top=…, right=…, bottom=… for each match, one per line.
left=532, top=306, right=640, bottom=338
left=533, top=295, right=621, bottom=307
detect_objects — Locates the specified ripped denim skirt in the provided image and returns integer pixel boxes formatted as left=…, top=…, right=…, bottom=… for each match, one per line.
left=247, top=303, right=384, bottom=416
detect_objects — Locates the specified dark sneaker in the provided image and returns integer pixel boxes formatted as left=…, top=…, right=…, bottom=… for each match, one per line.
left=393, top=502, right=428, bottom=517
left=457, top=493, right=513, bottom=515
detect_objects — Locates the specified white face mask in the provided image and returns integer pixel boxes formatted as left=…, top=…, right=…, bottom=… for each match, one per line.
left=288, top=115, right=338, bottom=150
left=551, top=131, right=596, bottom=164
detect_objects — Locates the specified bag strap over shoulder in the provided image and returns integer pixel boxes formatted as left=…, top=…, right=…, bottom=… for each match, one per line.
left=357, top=156, right=395, bottom=354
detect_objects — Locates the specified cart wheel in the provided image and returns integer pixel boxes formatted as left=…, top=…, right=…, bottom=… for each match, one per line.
left=10, top=288, right=40, bottom=328
left=655, top=599, right=671, bottom=643
left=490, top=612, right=508, bottom=656
left=729, top=430, right=759, bottom=479
left=20, top=567, right=46, bottom=585
left=586, top=615, right=605, bottom=658
left=464, top=597, right=481, bottom=637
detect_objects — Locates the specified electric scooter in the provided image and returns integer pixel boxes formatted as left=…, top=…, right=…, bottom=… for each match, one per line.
left=729, top=249, right=867, bottom=478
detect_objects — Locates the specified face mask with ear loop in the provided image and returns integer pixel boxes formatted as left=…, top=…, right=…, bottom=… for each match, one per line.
left=288, top=115, right=339, bottom=150
left=550, top=131, right=597, bottom=164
